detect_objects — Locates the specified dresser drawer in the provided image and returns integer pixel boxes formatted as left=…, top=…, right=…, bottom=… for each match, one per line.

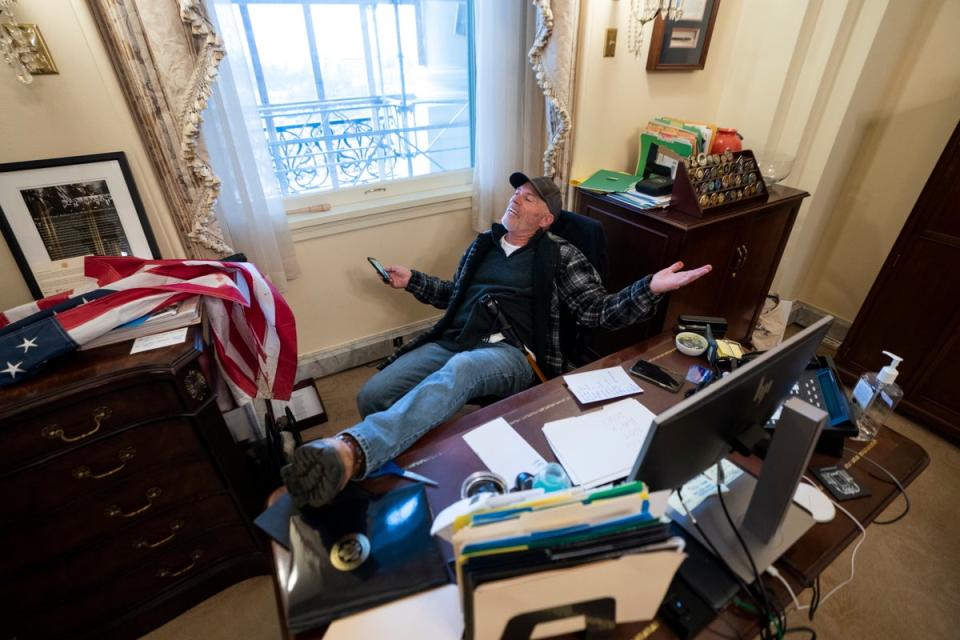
left=20, top=523, right=259, bottom=640
left=0, top=417, right=206, bottom=525
left=4, top=492, right=247, bottom=614
left=2, top=458, right=225, bottom=576
left=0, top=381, right=184, bottom=476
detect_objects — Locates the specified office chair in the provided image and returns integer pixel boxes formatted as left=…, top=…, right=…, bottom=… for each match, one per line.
left=466, top=210, right=609, bottom=407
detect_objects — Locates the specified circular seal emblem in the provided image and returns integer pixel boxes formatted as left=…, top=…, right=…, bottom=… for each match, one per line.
left=329, top=533, right=371, bottom=571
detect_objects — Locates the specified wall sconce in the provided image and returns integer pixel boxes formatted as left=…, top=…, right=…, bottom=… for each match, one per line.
left=626, top=0, right=684, bottom=57
left=0, top=0, right=58, bottom=85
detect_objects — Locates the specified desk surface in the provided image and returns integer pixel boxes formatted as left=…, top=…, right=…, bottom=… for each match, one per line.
left=269, top=332, right=929, bottom=639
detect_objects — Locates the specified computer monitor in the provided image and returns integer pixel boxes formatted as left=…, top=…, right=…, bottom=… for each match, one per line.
left=629, top=315, right=833, bottom=492
left=628, top=316, right=834, bottom=584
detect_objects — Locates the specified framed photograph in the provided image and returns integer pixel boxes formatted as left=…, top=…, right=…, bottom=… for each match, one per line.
left=0, top=152, right=160, bottom=299
left=268, top=378, right=329, bottom=432
left=646, top=0, right=721, bottom=71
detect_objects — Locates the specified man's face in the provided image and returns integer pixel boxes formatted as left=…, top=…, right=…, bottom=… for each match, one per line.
left=501, top=183, right=553, bottom=235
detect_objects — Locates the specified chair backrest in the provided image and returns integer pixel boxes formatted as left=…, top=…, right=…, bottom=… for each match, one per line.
left=550, top=210, right=609, bottom=368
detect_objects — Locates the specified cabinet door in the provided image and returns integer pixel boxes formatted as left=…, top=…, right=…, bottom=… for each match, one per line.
left=720, top=205, right=796, bottom=342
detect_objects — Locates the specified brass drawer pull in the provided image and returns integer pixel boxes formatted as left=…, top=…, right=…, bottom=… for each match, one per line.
left=104, top=487, right=162, bottom=518
left=41, top=406, right=112, bottom=443
left=157, top=550, right=203, bottom=578
left=134, top=519, right=185, bottom=549
left=72, top=446, right=136, bottom=480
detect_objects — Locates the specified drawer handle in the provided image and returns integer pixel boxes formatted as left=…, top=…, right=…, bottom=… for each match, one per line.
left=72, top=446, right=137, bottom=480
left=41, top=406, right=112, bottom=443
left=157, top=550, right=203, bottom=578
left=134, top=519, right=185, bottom=549
left=105, top=487, right=162, bottom=518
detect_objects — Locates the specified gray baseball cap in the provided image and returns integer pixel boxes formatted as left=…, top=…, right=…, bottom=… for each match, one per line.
left=509, top=172, right=562, bottom=217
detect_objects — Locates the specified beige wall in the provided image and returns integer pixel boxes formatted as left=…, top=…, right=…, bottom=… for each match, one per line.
left=287, top=208, right=476, bottom=357
left=0, top=0, right=183, bottom=311
left=798, top=0, right=960, bottom=320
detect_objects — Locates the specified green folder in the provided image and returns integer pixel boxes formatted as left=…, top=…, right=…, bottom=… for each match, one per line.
left=578, top=169, right=638, bottom=193
left=636, top=132, right=694, bottom=176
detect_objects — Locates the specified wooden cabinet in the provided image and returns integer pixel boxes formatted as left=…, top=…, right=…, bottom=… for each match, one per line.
left=837, top=122, right=960, bottom=443
left=574, top=185, right=807, bottom=354
left=0, top=330, right=270, bottom=640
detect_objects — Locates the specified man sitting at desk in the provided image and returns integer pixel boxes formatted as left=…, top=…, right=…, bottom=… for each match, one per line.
left=282, top=172, right=712, bottom=508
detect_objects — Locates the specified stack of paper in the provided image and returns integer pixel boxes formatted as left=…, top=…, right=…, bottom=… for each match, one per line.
left=543, top=398, right=656, bottom=488
left=79, top=296, right=202, bottom=350
left=450, top=482, right=684, bottom=640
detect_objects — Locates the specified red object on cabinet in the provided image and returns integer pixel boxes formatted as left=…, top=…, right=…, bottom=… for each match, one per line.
left=711, top=128, right=743, bottom=154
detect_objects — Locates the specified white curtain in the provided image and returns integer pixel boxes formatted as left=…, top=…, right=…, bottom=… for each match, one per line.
left=530, top=0, right=582, bottom=200
left=471, top=1, right=545, bottom=231
left=202, top=0, right=300, bottom=288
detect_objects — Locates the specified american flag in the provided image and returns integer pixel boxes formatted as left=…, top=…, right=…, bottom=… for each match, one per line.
left=0, top=256, right=297, bottom=403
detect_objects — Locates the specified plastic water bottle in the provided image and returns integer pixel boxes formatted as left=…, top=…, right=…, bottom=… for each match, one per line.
left=533, top=462, right=571, bottom=492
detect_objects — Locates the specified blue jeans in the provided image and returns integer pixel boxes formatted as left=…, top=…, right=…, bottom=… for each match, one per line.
left=344, top=341, right=535, bottom=478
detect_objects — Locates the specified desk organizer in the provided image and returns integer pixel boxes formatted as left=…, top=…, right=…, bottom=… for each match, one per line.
left=671, top=149, right=768, bottom=217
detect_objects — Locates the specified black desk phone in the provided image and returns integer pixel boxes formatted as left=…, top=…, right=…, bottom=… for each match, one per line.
left=764, top=354, right=858, bottom=456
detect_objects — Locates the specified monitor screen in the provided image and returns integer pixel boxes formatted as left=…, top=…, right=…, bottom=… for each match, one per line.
left=628, top=316, right=833, bottom=491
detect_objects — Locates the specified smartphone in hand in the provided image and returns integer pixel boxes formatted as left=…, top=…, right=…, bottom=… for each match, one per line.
left=629, top=359, right=683, bottom=393
left=367, top=257, right=391, bottom=284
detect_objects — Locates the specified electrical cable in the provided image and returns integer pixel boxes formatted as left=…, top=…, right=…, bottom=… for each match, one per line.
left=800, top=475, right=867, bottom=617
left=713, top=478, right=783, bottom=639
left=676, top=489, right=776, bottom=640
left=766, top=565, right=808, bottom=612
left=842, top=446, right=910, bottom=524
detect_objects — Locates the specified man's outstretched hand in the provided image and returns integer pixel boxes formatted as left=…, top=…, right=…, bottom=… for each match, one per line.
left=383, top=265, right=412, bottom=289
left=649, top=261, right=712, bottom=295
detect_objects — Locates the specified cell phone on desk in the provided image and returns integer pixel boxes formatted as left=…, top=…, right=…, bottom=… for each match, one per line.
left=629, top=359, right=683, bottom=393
left=367, top=257, right=391, bottom=284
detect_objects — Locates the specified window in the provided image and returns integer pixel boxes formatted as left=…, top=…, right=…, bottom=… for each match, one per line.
left=232, top=0, right=475, bottom=197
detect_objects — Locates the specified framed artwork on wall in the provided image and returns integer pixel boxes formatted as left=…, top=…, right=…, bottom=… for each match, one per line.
left=0, top=152, right=160, bottom=299
left=646, top=0, right=721, bottom=71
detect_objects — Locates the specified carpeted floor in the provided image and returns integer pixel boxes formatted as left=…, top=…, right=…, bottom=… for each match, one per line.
left=143, top=353, right=960, bottom=640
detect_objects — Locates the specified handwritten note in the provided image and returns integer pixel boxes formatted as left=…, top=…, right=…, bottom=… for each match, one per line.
left=543, top=398, right=656, bottom=487
left=563, top=366, right=643, bottom=404
left=130, top=328, right=188, bottom=354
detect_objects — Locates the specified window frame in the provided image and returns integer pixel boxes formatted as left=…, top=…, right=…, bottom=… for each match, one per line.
left=232, top=0, right=477, bottom=220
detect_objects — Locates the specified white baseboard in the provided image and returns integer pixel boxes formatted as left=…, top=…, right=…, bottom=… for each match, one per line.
left=788, top=301, right=851, bottom=349
left=296, top=316, right=440, bottom=381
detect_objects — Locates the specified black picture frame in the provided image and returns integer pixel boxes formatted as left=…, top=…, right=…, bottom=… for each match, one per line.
left=646, top=0, right=721, bottom=71
left=0, top=152, right=160, bottom=300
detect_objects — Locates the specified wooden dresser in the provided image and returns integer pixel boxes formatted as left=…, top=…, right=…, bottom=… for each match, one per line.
left=0, top=329, right=270, bottom=640
left=575, top=184, right=808, bottom=353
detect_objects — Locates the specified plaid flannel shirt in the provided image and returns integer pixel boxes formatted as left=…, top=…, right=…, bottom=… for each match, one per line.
left=401, top=229, right=662, bottom=377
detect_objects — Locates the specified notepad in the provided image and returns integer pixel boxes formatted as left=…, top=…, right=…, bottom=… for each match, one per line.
left=543, top=398, right=656, bottom=488
left=563, top=366, right=643, bottom=404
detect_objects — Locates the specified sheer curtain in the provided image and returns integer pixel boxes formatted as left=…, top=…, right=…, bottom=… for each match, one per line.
left=203, top=0, right=300, bottom=288
left=471, top=1, right=545, bottom=231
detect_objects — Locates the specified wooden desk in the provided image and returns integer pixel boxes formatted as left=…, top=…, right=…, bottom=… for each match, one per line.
left=270, top=332, right=929, bottom=639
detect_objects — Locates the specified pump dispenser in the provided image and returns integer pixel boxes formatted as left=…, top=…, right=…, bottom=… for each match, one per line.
left=851, top=351, right=904, bottom=441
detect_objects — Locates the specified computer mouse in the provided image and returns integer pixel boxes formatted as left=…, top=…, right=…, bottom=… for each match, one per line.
left=793, top=483, right=836, bottom=523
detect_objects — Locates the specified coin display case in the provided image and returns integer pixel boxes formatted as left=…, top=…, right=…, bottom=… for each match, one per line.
left=671, top=149, right=768, bottom=217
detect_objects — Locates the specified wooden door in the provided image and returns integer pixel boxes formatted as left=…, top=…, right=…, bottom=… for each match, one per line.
left=836, top=121, right=960, bottom=442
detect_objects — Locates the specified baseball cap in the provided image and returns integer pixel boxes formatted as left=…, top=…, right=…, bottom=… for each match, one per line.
left=509, top=172, right=562, bottom=218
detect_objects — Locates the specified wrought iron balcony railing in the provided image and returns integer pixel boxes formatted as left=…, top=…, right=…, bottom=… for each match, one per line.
left=258, top=94, right=471, bottom=195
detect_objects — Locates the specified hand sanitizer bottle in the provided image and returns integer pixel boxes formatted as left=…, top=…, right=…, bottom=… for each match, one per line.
left=851, top=351, right=904, bottom=441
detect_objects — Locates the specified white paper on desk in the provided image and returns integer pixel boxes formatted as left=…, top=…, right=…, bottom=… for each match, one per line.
left=129, top=327, right=188, bottom=354
left=325, top=584, right=462, bottom=640
left=563, top=366, right=643, bottom=404
left=462, top=417, right=547, bottom=482
left=543, top=398, right=655, bottom=487
left=667, top=459, right=745, bottom=514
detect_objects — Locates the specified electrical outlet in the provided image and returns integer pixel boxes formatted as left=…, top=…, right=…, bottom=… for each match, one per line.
left=604, top=28, right=617, bottom=57
left=393, top=336, right=403, bottom=348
